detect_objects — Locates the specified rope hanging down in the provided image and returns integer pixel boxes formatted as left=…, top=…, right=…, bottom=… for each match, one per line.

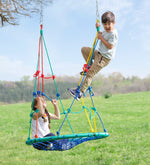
left=40, top=0, right=43, bottom=25
left=96, top=0, right=100, bottom=20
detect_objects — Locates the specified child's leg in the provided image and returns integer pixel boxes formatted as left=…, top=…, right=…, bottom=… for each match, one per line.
left=81, top=47, right=93, bottom=62
left=44, top=133, right=55, bottom=137
left=80, top=52, right=110, bottom=93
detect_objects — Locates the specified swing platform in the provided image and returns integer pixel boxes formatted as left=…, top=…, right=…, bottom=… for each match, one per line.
left=26, top=132, right=109, bottom=151
left=26, top=132, right=109, bottom=145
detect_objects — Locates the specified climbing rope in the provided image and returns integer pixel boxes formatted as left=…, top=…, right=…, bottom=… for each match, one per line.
left=57, top=0, right=107, bottom=135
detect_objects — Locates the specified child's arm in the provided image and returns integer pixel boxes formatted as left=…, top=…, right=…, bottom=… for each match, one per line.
left=32, top=97, right=45, bottom=120
left=98, top=33, right=114, bottom=49
left=96, top=22, right=113, bottom=49
left=49, top=99, right=60, bottom=120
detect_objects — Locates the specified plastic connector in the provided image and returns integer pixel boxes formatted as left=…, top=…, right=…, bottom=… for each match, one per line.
left=37, top=91, right=40, bottom=95
left=30, top=113, right=33, bottom=118
left=104, top=128, right=107, bottom=132
left=67, top=108, right=71, bottom=113
left=33, top=92, right=37, bottom=97
left=56, top=93, right=60, bottom=97
left=35, top=109, right=39, bottom=113
left=52, top=75, right=55, bottom=80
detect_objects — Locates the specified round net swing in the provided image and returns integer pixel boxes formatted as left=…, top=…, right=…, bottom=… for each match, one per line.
left=25, top=24, right=109, bottom=151
left=26, top=1, right=109, bottom=151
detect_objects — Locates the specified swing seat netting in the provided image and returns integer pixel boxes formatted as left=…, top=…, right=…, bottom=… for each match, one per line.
left=26, top=132, right=109, bottom=151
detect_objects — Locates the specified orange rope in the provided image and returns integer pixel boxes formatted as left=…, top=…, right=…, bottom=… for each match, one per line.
left=35, top=96, right=39, bottom=138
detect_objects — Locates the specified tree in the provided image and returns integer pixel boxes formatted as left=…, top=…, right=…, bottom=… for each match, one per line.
left=0, top=0, right=53, bottom=27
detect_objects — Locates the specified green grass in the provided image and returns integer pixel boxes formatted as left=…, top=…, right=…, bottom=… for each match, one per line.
left=0, top=92, right=150, bottom=165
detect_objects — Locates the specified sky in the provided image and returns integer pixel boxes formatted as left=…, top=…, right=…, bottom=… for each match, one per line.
left=0, top=0, right=150, bottom=81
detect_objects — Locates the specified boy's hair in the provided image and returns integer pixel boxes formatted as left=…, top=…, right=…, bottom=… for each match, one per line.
left=101, top=11, right=115, bottom=23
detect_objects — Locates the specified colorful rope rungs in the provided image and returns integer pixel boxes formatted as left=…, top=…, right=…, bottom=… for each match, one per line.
left=57, top=19, right=107, bottom=136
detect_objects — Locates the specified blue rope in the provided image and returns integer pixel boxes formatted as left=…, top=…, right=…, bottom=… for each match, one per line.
left=69, top=97, right=77, bottom=110
left=87, top=39, right=99, bottom=68
left=57, top=112, right=74, bottom=135
left=41, top=92, right=52, bottom=102
left=96, top=111, right=107, bottom=132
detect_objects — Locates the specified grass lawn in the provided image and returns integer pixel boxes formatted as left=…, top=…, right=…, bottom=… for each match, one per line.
left=0, top=92, right=149, bottom=165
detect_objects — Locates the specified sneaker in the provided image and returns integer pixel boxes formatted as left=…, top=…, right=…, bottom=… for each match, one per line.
left=77, top=92, right=82, bottom=101
left=68, top=88, right=82, bottom=101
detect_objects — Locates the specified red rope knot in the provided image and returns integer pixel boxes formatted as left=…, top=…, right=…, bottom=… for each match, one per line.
left=40, top=24, right=43, bottom=30
left=33, top=70, right=40, bottom=77
left=52, top=75, right=55, bottom=80
left=83, top=64, right=91, bottom=73
left=41, top=74, right=44, bottom=78
left=35, top=134, right=38, bottom=138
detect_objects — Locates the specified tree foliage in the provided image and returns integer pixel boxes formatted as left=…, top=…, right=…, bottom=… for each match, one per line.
left=0, top=73, right=150, bottom=104
left=0, top=0, right=53, bottom=27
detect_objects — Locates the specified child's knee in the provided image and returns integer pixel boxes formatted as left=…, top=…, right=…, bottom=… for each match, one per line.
left=81, top=47, right=86, bottom=54
left=81, top=47, right=91, bottom=54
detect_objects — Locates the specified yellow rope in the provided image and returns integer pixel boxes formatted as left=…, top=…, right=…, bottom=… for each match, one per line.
left=90, top=97, right=97, bottom=132
left=78, top=33, right=98, bottom=86
left=93, top=112, right=97, bottom=132
left=78, top=19, right=100, bottom=133
left=81, top=97, right=94, bottom=132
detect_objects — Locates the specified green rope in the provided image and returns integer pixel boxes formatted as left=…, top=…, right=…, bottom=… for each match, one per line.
left=42, top=35, right=54, bottom=76
left=91, top=107, right=97, bottom=119
left=42, top=35, right=70, bottom=115
left=70, top=108, right=85, bottom=114
left=41, top=32, right=74, bottom=134
left=71, top=105, right=92, bottom=119
left=42, top=35, right=60, bottom=96
left=67, top=118, right=74, bottom=134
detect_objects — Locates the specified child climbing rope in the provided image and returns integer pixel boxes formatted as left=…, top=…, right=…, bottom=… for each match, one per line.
left=69, top=11, right=118, bottom=100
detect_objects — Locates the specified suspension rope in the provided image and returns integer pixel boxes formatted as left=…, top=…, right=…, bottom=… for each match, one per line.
left=40, top=0, right=43, bottom=25
left=96, top=0, right=100, bottom=20
left=40, top=25, right=44, bottom=93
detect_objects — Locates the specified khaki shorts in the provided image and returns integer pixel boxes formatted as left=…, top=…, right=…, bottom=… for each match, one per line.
left=80, top=47, right=111, bottom=93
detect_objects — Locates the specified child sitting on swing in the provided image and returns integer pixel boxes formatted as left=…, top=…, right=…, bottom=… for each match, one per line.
left=32, top=96, right=60, bottom=139
left=31, top=96, right=75, bottom=150
left=69, top=11, right=118, bottom=100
